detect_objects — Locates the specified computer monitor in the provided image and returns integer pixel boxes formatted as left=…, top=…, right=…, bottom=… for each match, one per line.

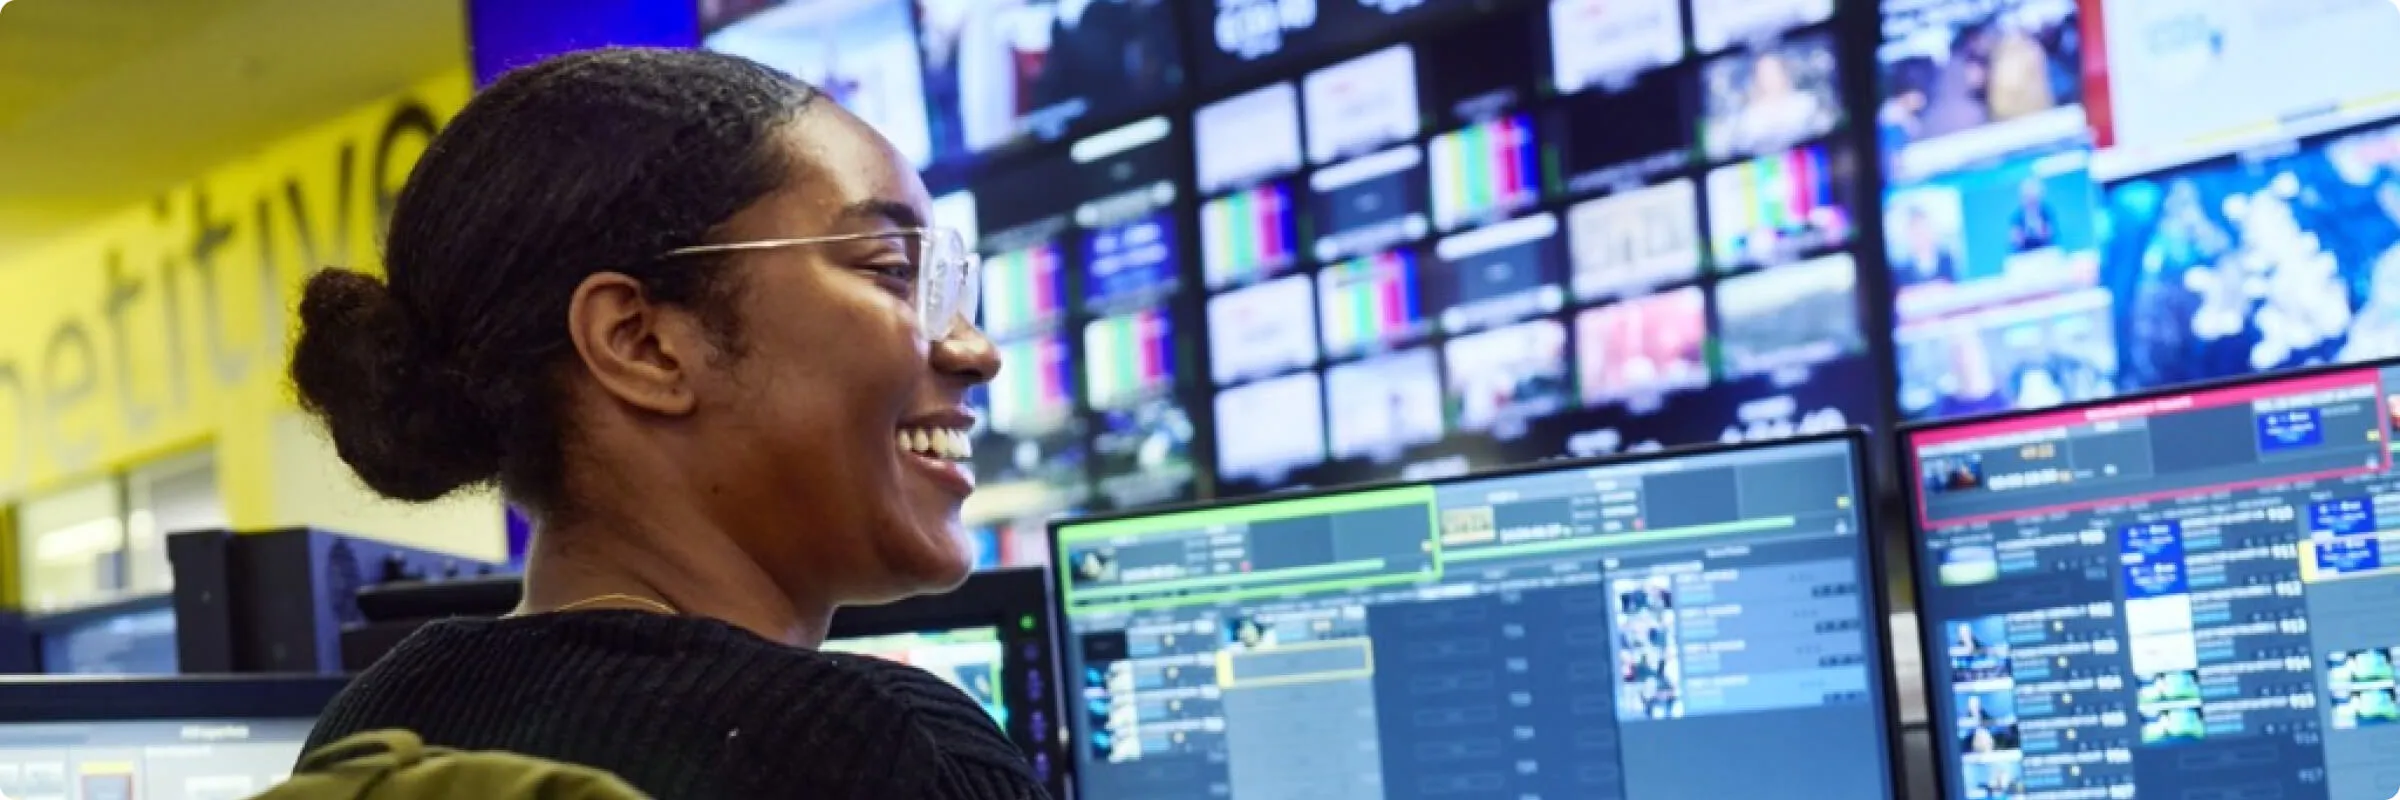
left=821, top=567, right=1067, bottom=798
left=1900, top=362, right=2400, bottom=800
left=29, top=594, right=178, bottom=676
left=0, top=674, right=345, bottom=799
left=1051, top=430, right=1905, bottom=799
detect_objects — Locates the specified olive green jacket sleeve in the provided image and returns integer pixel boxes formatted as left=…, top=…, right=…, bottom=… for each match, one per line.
left=251, top=730, right=650, bottom=800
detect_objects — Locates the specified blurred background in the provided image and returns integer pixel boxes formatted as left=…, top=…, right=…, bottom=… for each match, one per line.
left=1, top=0, right=2398, bottom=673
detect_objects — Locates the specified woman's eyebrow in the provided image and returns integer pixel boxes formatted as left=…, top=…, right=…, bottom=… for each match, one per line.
left=836, top=199, right=924, bottom=230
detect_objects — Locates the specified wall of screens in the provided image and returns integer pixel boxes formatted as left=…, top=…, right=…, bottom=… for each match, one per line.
left=1877, top=0, right=2400, bottom=422
left=706, top=0, right=1884, bottom=565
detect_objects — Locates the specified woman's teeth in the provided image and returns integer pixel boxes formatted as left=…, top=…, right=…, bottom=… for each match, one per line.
left=898, top=427, right=973, bottom=461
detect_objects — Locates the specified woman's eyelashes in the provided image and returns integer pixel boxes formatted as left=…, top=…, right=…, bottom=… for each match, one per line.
left=858, top=261, right=917, bottom=297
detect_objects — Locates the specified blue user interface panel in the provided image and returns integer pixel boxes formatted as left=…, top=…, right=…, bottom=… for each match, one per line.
left=1053, top=434, right=1898, bottom=799
left=1906, top=363, right=2400, bottom=800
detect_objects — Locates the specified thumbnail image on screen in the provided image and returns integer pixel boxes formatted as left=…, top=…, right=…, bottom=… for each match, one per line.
left=2088, top=0, right=2400, bottom=169
left=1567, top=178, right=1704, bottom=301
left=1577, top=287, right=1711, bottom=406
left=1895, top=286, right=2117, bottom=420
left=1309, top=144, right=1432, bottom=263
left=1707, top=142, right=1856, bottom=269
left=1430, top=114, right=1542, bottom=232
left=1195, top=82, right=1304, bottom=195
left=1202, top=182, right=1302, bottom=289
left=1326, top=347, right=1447, bottom=461
left=706, top=0, right=936, bottom=168
left=1083, top=212, right=1180, bottom=312
left=1302, top=44, right=1422, bottom=165
left=1318, top=246, right=1432, bottom=358
left=1716, top=253, right=1865, bottom=378
left=822, top=627, right=1009, bottom=726
left=1445, top=318, right=1570, bottom=434
left=2099, top=117, right=2400, bottom=394
left=913, top=0, right=1184, bottom=158
left=981, top=240, right=1069, bottom=339
left=1549, top=0, right=1685, bottom=96
left=1208, top=274, right=1320, bottom=386
left=1544, top=68, right=1696, bottom=198
left=1085, top=308, right=1179, bottom=410
left=1213, top=371, right=1326, bottom=482
left=1184, top=0, right=1459, bottom=85
left=990, top=334, right=1078, bottom=435
left=1699, top=31, right=1843, bottom=162
left=1904, top=363, right=2400, bottom=800
left=1093, top=398, right=1198, bottom=509
left=1053, top=434, right=1898, bottom=800
left=1875, top=0, right=2084, bottom=183
left=1691, top=0, right=1835, bottom=54
left=1431, top=213, right=1568, bottom=334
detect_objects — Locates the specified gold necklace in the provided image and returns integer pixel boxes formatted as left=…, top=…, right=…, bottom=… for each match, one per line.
left=551, top=592, right=679, bottom=616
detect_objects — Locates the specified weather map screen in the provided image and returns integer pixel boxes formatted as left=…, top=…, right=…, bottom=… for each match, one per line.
left=1053, top=434, right=1901, bottom=800
left=1904, top=363, right=2400, bottom=800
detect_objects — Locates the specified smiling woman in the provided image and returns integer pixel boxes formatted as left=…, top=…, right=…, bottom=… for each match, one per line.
left=286, top=48, right=1037, bottom=800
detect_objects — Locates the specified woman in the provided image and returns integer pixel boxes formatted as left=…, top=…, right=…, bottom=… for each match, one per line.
left=291, top=48, right=1038, bottom=799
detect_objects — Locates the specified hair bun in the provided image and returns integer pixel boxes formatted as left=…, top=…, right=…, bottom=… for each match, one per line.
left=290, top=268, right=504, bottom=501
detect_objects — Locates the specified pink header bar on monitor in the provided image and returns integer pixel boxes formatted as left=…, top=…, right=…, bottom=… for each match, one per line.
left=1909, top=367, right=2385, bottom=450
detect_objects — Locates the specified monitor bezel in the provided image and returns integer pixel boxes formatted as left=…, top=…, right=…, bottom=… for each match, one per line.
left=1046, top=426, right=1913, bottom=799
left=1891, top=356, right=2400, bottom=800
left=0, top=674, right=347, bottom=724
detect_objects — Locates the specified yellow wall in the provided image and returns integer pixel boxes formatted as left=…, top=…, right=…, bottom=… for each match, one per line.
left=0, top=69, right=501, bottom=560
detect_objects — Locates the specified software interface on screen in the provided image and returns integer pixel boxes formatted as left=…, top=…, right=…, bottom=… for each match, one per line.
left=1055, top=436, right=1896, bottom=800
left=0, top=719, right=311, bottom=800
left=823, top=627, right=1012, bottom=727
left=1907, top=365, right=2400, bottom=800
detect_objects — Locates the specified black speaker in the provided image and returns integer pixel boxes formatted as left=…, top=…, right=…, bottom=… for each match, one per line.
left=168, top=528, right=502, bottom=674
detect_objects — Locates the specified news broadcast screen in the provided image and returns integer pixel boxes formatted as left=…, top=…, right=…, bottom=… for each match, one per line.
left=1878, top=0, right=2400, bottom=424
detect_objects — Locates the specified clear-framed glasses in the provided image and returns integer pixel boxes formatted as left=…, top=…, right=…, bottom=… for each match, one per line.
left=657, top=226, right=981, bottom=342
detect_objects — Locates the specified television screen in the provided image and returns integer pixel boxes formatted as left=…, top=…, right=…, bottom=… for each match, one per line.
left=1548, top=0, right=1686, bottom=96
left=1213, top=371, right=1326, bottom=482
left=1544, top=67, right=1696, bottom=198
left=964, top=344, right=1088, bottom=526
left=1430, top=213, right=1569, bottom=334
left=1444, top=318, right=1571, bottom=435
left=1698, top=30, right=1844, bottom=163
left=705, top=0, right=936, bottom=167
left=1716, top=253, right=1866, bottom=379
left=1195, top=82, right=1304, bottom=194
left=2085, top=0, right=2400, bottom=176
left=1082, top=212, right=1180, bottom=312
left=1207, top=274, right=1320, bottom=386
left=1307, top=144, right=1432, bottom=263
left=981, top=240, right=1069, bottom=339
left=1566, top=177, right=1705, bottom=302
left=1875, top=0, right=2086, bottom=184
left=1691, top=0, right=1835, bottom=55
left=1706, top=142, right=1856, bottom=269
left=1325, top=347, right=1448, bottom=461
left=1201, top=181, right=1303, bottom=289
left=1417, top=8, right=1541, bottom=129
left=1091, top=398, right=1197, bottom=509
left=1302, top=45, right=1423, bottom=165
left=1429, top=113, right=1543, bottom=232
left=1577, top=286, right=1712, bottom=405
left=1318, top=246, right=1434, bottom=359
left=1084, top=307, right=1180, bottom=410
left=913, top=0, right=1184, bottom=160
left=989, top=334, right=1078, bottom=435
left=1184, top=0, right=1467, bottom=86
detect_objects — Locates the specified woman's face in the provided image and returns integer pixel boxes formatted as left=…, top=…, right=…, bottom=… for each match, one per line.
left=698, top=106, right=1001, bottom=605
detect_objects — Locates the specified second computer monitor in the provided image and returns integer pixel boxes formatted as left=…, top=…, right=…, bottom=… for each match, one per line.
left=1903, top=363, right=2400, bottom=800
left=1051, top=431, right=1904, bottom=799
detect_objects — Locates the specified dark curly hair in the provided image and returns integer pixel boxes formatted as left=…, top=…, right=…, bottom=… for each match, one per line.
left=290, top=48, right=821, bottom=510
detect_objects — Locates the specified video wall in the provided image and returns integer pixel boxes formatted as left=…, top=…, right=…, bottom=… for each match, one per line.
left=706, top=0, right=1878, bottom=562
left=1877, top=0, right=2400, bottom=421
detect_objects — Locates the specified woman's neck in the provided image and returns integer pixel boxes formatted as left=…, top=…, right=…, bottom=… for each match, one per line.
left=518, top=513, right=832, bottom=648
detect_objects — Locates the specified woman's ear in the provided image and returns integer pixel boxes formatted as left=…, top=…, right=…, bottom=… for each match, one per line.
left=566, top=272, right=703, bottom=417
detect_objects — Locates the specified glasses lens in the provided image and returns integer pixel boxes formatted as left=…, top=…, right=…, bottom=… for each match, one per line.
left=919, top=228, right=978, bottom=342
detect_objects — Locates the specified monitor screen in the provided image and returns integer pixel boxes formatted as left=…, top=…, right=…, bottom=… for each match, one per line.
left=1207, top=275, right=1319, bottom=387
left=1429, top=213, right=1569, bottom=335
left=1698, top=31, right=1844, bottom=163
left=1444, top=317, right=1571, bottom=436
left=1052, top=433, right=1899, bottom=799
left=35, top=604, right=178, bottom=676
left=1316, top=246, right=1434, bottom=360
left=1093, top=399, right=1200, bottom=511
left=1195, top=82, right=1305, bottom=196
left=705, top=0, right=937, bottom=168
left=1691, top=0, right=1835, bottom=55
left=1706, top=142, right=1856, bottom=270
left=1213, top=371, right=1328, bottom=484
left=1902, top=363, right=2400, bottom=800
left=1548, top=0, right=1685, bottom=97
left=1715, top=252, right=1867, bottom=379
left=1084, top=307, right=1181, bottom=411
left=913, top=0, right=1184, bottom=160
left=1576, top=286, right=1711, bottom=407
left=1325, top=347, right=1448, bottom=461
left=1566, top=177, right=1706, bottom=302
left=1184, top=0, right=1467, bottom=87
left=822, top=626, right=1010, bottom=726
left=0, top=677, right=345, bottom=800
left=1302, top=45, right=1423, bottom=166
left=1543, top=66, right=1696, bottom=198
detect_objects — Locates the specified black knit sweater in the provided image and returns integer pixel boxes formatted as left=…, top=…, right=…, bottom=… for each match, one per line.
left=305, top=610, right=1050, bottom=799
